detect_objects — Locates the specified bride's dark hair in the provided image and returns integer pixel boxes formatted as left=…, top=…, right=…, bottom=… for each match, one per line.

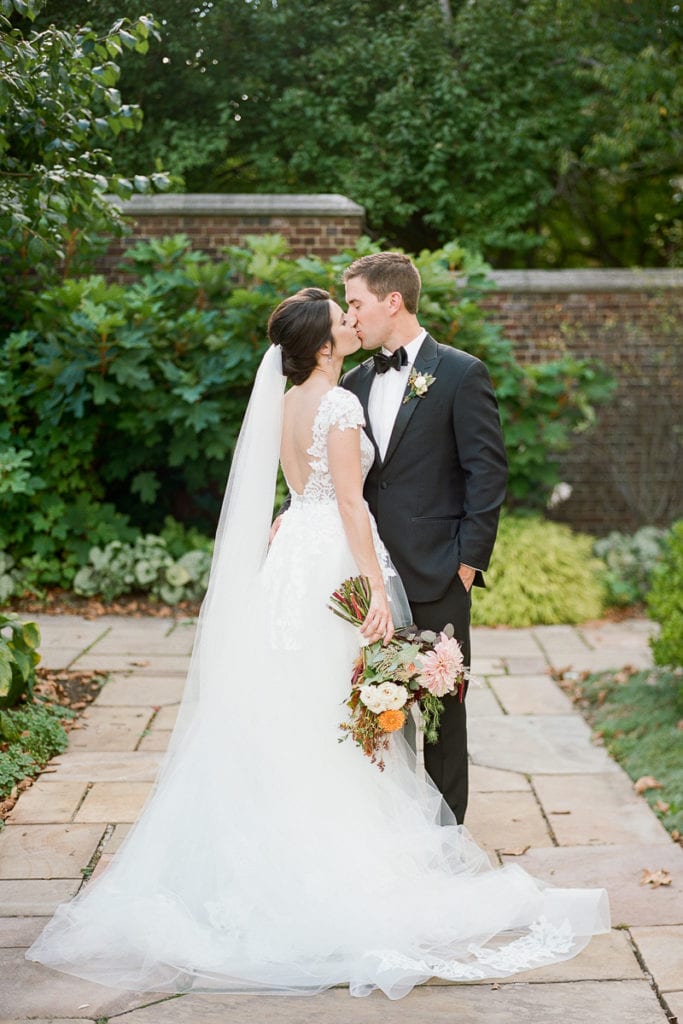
left=267, top=287, right=333, bottom=385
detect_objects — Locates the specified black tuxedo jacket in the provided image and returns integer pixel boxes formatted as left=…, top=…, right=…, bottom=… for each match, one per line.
left=340, top=335, right=508, bottom=604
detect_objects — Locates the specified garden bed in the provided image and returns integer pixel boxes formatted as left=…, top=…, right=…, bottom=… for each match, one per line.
left=6, top=589, right=200, bottom=619
left=0, top=667, right=107, bottom=822
left=554, top=664, right=683, bottom=846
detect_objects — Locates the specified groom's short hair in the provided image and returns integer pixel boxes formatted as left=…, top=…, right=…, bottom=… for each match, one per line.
left=343, top=252, right=421, bottom=315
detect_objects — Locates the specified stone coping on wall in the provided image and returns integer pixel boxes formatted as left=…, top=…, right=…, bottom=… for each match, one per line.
left=106, top=192, right=365, bottom=218
left=487, top=268, right=683, bottom=292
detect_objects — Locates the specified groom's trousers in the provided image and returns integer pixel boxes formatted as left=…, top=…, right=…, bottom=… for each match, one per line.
left=405, top=576, right=472, bottom=826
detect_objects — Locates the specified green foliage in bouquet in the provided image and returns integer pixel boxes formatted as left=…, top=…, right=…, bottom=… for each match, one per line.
left=329, top=576, right=466, bottom=768
left=647, top=520, right=683, bottom=669
left=594, top=526, right=669, bottom=607
left=471, top=514, right=605, bottom=627
left=0, top=612, right=40, bottom=709
left=73, top=533, right=212, bottom=605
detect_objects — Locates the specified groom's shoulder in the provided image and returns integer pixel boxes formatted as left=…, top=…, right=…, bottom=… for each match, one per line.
left=340, top=357, right=373, bottom=391
left=429, top=336, right=483, bottom=374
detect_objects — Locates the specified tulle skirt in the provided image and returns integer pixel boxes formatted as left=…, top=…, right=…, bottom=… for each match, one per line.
left=26, top=500, right=609, bottom=998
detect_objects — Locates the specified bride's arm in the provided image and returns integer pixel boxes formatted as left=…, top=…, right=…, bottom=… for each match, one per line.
left=328, top=425, right=394, bottom=644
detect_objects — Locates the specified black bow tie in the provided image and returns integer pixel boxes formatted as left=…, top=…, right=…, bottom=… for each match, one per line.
left=373, top=347, right=408, bottom=374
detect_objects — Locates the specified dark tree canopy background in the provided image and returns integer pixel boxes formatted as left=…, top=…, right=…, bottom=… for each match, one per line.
left=35, top=0, right=683, bottom=267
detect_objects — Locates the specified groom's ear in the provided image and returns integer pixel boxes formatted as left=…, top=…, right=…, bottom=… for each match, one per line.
left=387, top=291, right=403, bottom=316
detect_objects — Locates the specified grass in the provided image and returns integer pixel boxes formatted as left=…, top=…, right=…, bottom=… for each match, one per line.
left=558, top=665, right=683, bottom=842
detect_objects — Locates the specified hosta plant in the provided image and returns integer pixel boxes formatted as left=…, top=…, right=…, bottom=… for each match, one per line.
left=73, top=535, right=212, bottom=605
left=0, top=613, right=41, bottom=709
left=594, top=526, right=669, bottom=607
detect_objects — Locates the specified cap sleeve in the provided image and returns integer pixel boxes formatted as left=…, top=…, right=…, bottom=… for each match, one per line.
left=325, top=387, right=365, bottom=433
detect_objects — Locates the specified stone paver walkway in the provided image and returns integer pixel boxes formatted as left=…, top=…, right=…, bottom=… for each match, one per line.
left=1, top=614, right=681, bottom=1023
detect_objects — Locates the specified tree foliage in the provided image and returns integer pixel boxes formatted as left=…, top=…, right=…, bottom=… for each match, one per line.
left=0, top=0, right=174, bottom=330
left=34, top=0, right=683, bottom=267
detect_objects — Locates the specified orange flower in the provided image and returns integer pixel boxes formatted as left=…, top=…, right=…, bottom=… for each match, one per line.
left=378, top=709, right=405, bottom=733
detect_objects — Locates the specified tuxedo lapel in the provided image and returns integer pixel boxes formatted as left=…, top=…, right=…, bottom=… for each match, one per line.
left=382, top=335, right=440, bottom=469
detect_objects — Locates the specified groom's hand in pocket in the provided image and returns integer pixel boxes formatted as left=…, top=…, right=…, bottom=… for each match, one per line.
left=457, top=564, right=476, bottom=592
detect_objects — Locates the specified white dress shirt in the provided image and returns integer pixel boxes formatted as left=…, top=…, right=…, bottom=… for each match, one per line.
left=368, top=331, right=427, bottom=460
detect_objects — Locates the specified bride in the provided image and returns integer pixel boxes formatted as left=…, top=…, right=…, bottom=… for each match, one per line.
left=26, top=287, right=609, bottom=1000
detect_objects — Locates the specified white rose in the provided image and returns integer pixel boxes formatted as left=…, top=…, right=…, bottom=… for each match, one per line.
left=414, top=374, right=427, bottom=390
left=376, top=682, right=409, bottom=710
left=359, top=685, right=387, bottom=714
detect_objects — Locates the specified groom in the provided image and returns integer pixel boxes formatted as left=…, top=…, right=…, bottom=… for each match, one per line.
left=341, top=252, right=508, bottom=825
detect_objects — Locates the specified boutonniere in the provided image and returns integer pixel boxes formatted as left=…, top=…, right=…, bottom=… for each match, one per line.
left=403, top=369, right=436, bottom=404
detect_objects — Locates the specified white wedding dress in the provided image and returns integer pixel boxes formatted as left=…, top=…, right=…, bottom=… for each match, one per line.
left=27, top=361, right=609, bottom=1000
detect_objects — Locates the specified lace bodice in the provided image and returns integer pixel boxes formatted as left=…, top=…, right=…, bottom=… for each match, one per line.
left=267, top=386, right=403, bottom=650
left=287, top=387, right=374, bottom=506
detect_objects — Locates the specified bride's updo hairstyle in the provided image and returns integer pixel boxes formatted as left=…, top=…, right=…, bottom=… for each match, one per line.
left=267, top=287, right=333, bottom=385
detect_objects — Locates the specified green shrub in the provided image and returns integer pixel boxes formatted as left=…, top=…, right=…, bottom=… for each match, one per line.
left=594, top=526, right=669, bottom=607
left=471, top=514, right=605, bottom=627
left=1, top=234, right=613, bottom=593
left=73, top=534, right=212, bottom=605
left=0, top=700, right=75, bottom=801
left=0, top=613, right=40, bottom=709
left=158, top=516, right=213, bottom=559
left=0, top=553, right=23, bottom=604
left=647, top=520, right=683, bottom=669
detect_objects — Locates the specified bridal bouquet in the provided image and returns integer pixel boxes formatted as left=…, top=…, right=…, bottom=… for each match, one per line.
left=329, top=576, right=467, bottom=768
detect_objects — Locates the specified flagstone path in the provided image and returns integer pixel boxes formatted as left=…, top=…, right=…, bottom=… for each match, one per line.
left=0, top=614, right=681, bottom=1023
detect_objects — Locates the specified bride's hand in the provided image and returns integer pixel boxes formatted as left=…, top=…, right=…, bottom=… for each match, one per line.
left=360, top=585, right=394, bottom=645
left=268, top=515, right=283, bottom=545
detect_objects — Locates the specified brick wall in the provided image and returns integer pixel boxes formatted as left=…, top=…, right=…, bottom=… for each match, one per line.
left=97, top=193, right=364, bottom=275
left=481, top=270, right=683, bottom=534
left=98, top=196, right=683, bottom=534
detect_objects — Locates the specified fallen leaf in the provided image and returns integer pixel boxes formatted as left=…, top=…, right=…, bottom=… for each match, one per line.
left=549, top=810, right=572, bottom=815
left=654, top=800, right=670, bottom=813
left=634, top=776, right=663, bottom=794
left=640, top=868, right=672, bottom=888
left=550, top=665, right=572, bottom=681
left=130, top=659, right=150, bottom=667
left=499, top=846, right=530, bottom=857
